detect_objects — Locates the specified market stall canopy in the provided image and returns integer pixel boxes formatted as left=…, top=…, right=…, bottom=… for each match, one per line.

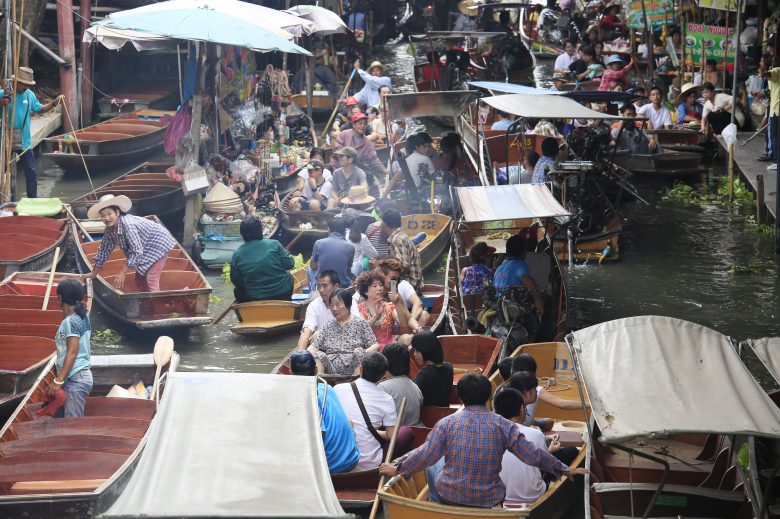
left=454, top=184, right=570, bottom=223
left=744, top=337, right=780, bottom=387
left=102, top=372, right=350, bottom=518
left=568, top=316, right=780, bottom=445
left=83, top=26, right=173, bottom=51
left=285, top=5, right=347, bottom=35
left=385, top=91, right=480, bottom=121
left=93, top=0, right=312, bottom=55
left=482, top=92, right=622, bottom=120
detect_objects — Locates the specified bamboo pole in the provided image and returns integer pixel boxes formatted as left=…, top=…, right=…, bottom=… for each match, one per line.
left=727, top=0, right=742, bottom=204
left=368, top=397, right=407, bottom=519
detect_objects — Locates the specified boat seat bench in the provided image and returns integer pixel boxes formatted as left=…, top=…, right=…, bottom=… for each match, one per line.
left=0, top=450, right=126, bottom=485
left=22, top=397, right=155, bottom=421
left=0, top=434, right=140, bottom=457
left=9, top=478, right=105, bottom=495
left=11, top=416, right=150, bottom=440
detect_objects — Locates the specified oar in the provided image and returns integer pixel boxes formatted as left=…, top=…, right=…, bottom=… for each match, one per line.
left=320, top=68, right=356, bottom=141
left=150, top=335, right=174, bottom=402
left=63, top=204, right=94, bottom=242
left=368, top=397, right=407, bottom=519
left=41, top=247, right=61, bottom=310
left=212, top=229, right=307, bottom=326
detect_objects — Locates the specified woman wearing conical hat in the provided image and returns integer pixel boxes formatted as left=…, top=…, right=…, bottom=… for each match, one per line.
left=81, top=195, right=176, bottom=293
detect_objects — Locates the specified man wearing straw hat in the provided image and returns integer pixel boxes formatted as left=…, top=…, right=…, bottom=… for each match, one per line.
left=353, top=60, right=392, bottom=107
left=82, top=194, right=176, bottom=293
left=453, top=0, right=479, bottom=32
left=0, top=67, right=63, bottom=199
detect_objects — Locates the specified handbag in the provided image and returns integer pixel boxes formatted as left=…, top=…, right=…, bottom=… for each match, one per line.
left=11, top=100, right=30, bottom=152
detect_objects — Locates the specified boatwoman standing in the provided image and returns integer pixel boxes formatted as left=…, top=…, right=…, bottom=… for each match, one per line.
left=82, top=194, right=176, bottom=292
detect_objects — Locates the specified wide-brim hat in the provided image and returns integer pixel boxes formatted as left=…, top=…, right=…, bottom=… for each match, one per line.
left=458, top=0, right=480, bottom=16
left=368, top=61, right=385, bottom=74
left=676, top=82, right=701, bottom=104
left=552, top=71, right=567, bottom=81
left=87, top=194, right=132, bottom=219
left=341, top=185, right=375, bottom=205
left=12, top=66, right=35, bottom=86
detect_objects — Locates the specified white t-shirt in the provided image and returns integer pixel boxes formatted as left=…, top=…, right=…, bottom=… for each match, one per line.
left=334, top=378, right=397, bottom=471
left=637, top=103, right=672, bottom=130
left=500, top=423, right=548, bottom=504
left=398, top=279, right=416, bottom=308
left=298, top=167, right=333, bottom=182
left=554, top=52, right=575, bottom=71
left=348, top=234, right=378, bottom=264
left=302, top=295, right=360, bottom=331
left=524, top=386, right=543, bottom=423
left=404, top=152, right=436, bottom=188
left=301, top=178, right=333, bottom=201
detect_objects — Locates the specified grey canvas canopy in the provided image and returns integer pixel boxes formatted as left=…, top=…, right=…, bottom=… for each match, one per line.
left=455, top=184, right=570, bottom=224
left=384, top=91, right=480, bottom=121
left=568, top=316, right=780, bottom=445
left=744, top=337, right=780, bottom=387
left=102, top=372, right=351, bottom=518
left=481, top=92, right=623, bottom=120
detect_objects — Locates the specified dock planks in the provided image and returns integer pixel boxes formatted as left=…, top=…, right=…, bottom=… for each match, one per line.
left=717, top=133, right=777, bottom=220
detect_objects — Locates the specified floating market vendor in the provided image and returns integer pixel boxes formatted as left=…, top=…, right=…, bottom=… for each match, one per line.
left=83, top=195, right=176, bottom=293
left=291, top=49, right=337, bottom=96
left=354, top=60, right=392, bottom=107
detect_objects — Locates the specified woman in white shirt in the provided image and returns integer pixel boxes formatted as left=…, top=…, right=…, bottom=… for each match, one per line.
left=343, top=208, right=378, bottom=276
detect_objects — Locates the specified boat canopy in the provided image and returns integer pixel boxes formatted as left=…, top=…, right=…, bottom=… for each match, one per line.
left=385, top=91, right=480, bottom=121
left=468, top=82, right=646, bottom=104
left=481, top=92, right=622, bottom=120
left=454, top=185, right=570, bottom=224
left=568, top=316, right=780, bottom=444
left=102, top=372, right=350, bottom=518
left=744, top=337, right=780, bottom=387
left=409, top=31, right=507, bottom=40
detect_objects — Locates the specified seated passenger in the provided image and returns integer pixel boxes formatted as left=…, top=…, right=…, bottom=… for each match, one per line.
left=411, top=331, right=454, bottom=407
left=380, top=343, right=424, bottom=426
left=382, top=132, right=438, bottom=198
left=230, top=216, right=295, bottom=302
left=333, top=352, right=398, bottom=471
left=309, top=289, right=379, bottom=375
left=491, top=111, right=514, bottom=131
left=295, top=147, right=333, bottom=192
left=611, top=104, right=658, bottom=154
left=289, top=351, right=360, bottom=473
left=377, top=258, right=430, bottom=327
left=460, top=242, right=496, bottom=295
left=493, top=235, right=544, bottom=315
left=494, top=387, right=547, bottom=504
left=511, top=354, right=589, bottom=422
left=379, top=374, right=586, bottom=507
left=356, top=270, right=419, bottom=350
left=296, top=270, right=360, bottom=350
left=288, top=160, right=332, bottom=212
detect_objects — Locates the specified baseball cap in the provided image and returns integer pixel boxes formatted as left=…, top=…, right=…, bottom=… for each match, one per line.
left=333, top=146, right=358, bottom=160
left=351, top=112, right=368, bottom=123
left=345, top=96, right=359, bottom=106
left=307, top=159, right=325, bottom=171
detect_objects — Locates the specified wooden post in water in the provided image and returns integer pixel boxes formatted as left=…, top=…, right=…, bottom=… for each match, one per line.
left=183, top=42, right=203, bottom=249
left=756, top=174, right=765, bottom=224
left=56, top=0, right=77, bottom=132
left=726, top=0, right=742, bottom=204
left=79, top=0, right=92, bottom=126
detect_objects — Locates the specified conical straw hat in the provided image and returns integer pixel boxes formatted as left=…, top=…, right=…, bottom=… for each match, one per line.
left=204, top=182, right=240, bottom=204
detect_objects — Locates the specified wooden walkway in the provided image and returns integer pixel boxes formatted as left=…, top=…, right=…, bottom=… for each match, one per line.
left=30, top=106, right=62, bottom=150
left=717, top=133, right=777, bottom=221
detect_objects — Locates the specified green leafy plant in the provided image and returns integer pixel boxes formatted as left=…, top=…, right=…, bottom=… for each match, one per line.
left=221, top=263, right=233, bottom=287
left=209, top=294, right=222, bottom=304
left=92, top=327, right=121, bottom=343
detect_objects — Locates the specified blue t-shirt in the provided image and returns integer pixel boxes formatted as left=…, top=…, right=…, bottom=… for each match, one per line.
left=0, top=88, right=43, bottom=150
left=318, top=383, right=360, bottom=473
left=493, top=258, right=530, bottom=295
left=55, top=313, right=92, bottom=380
left=312, top=232, right=355, bottom=286
left=491, top=119, right=513, bottom=130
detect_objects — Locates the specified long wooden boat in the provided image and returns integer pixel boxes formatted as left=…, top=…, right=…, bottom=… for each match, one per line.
left=614, top=149, right=706, bottom=178
left=97, top=87, right=179, bottom=119
left=0, top=216, right=68, bottom=280
left=551, top=214, right=622, bottom=263
left=647, top=128, right=705, bottom=153
left=290, top=93, right=337, bottom=121
left=69, top=162, right=183, bottom=220
left=379, top=341, right=589, bottom=518
left=195, top=214, right=279, bottom=270
left=0, top=351, right=178, bottom=518
left=279, top=191, right=339, bottom=240
left=71, top=216, right=212, bottom=330
left=42, top=110, right=174, bottom=174
left=402, top=214, right=452, bottom=271
left=0, top=272, right=93, bottom=423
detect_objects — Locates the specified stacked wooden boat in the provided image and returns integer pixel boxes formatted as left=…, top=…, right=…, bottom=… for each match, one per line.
left=69, top=162, right=183, bottom=220
left=0, top=216, right=68, bottom=280
left=42, top=110, right=173, bottom=174
left=71, top=216, right=212, bottom=330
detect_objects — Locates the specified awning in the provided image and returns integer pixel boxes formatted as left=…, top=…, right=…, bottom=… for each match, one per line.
left=385, top=91, right=480, bottom=121
left=468, top=81, right=550, bottom=95
left=568, top=316, right=780, bottom=444
left=102, top=372, right=349, bottom=518
left=468, top=82, right=646, bottom=104
left=409, top=31, right=507, bottom=40
left=744, top=337, right=780, bottom=387
left=83, top=26, right=174, bottom=51
left=482, top=93, right=622, bottom=120
left=455, top=185, right=570, bottom=223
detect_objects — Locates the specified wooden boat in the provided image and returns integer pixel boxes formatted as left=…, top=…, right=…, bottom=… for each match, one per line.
left=0, top=216, right=68, bottom=280
left=290, top=93, right=336, bottom=121
left=614, top=149, right=706, bottom=178
left=550, top=214, right=622, bottom=263
left=42, top=110, right=174, bottom=174
left=402, top=214, right=452, bottom=271
left=0, top=272, right=92, bottom=423
left=97, top=87, right=179, bottom=119
left=0, top=351, right=178, bottom=518
left=69, top=162, right=183, bottom=220
left=230, top=265, right=312, bottom=336
left=195, top=214, right=279, bottom=270
left=646, top=128, right=705, bottom=153
left=279, top=192, right=339, bottom=241
left=379, top=340, right=588, bottom=518
left=71, top=216, right=212, bottom=330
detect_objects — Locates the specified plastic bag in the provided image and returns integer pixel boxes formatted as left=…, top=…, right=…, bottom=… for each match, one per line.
left=722, top=123, right=737, bottom=147
left=293, top=253, right=305, bottom=270
left=163, top=109, right=192, bottom=155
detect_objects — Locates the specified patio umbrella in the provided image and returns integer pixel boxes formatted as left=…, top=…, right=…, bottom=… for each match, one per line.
left=93, top=0, right=313, bottom=55
left=284, top=5, right=347, bottom=35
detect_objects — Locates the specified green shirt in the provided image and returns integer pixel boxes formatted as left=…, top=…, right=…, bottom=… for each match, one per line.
left=230, top=239, right=295, bottom=300
left=0, top=89, right=43, bottom=150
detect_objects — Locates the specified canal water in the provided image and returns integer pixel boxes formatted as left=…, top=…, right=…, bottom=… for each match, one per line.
left=31, top=40, right=780, bottom=384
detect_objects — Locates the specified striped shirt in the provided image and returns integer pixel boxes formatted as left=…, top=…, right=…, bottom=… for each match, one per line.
left=397, top=405, right=569, bottom=508
left=365, top=221, right=388, bottom=257
left=93, top=214, right=176, bottom=276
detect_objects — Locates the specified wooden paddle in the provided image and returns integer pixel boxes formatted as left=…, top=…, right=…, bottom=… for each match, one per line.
left=63, top=204, right=94, bottom=242
left=369, top=396, right=408, bottom=519
left=150, top=336, right=174, bottom=402
left=41, top=247, right=61, bottom=310
left=320, top=68, right=356, bottom=141
left=211, top=229, right=308, bottom=326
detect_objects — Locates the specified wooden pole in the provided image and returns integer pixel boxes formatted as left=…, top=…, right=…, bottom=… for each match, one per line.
left=368, top=397, right=407, bottom=519
left=79, top=0, right=92, bottom=127
left=56, top=0, right=77, bottom=132
left=727, top=0, right=742, bottom=204
left=182, top=42, right=202, bottom=249
left=41, top=247, right=61, bottom=310
left=756, top=174, right=765, bottom=224
left=639, top=0, right=653, bottom=87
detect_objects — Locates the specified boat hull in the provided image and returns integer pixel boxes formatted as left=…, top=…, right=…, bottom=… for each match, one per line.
left=614, top=150, right=705, bottom=177
left=0, top=217, right=69, bottom=281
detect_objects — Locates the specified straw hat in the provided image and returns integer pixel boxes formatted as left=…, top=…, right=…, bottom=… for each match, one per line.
left=458, top=0, right=480, bottom=16
left=11, top=67, right=36, bottom=86
left=552, top=71, right=567, bottom=81
left=676, top=82, right=701, bottom=104
left=88, top=194, right=132, bottom=219
left=368, top=61, right=385, bottom=74
left=341, top=185, right=375, bottom=206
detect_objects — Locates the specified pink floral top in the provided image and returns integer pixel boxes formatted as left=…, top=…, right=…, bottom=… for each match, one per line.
left=358, top=300, right=396, bottom=349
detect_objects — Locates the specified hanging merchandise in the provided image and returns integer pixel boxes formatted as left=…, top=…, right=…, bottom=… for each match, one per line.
left=163, top=109, right=193, bottom=155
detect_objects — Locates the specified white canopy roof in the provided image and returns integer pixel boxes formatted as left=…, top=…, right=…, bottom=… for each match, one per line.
left=83, top=26, right=173, bottom=51
left=569, top=316, right=780, bottom=444
left=103, top=372, right=349, bottom=518
left=455, top=184, right=570, bottom=223
left=745, top=337, right=780, bottom=387
left=482, top=92, right=621, bottom=120
left=385, top=91, right=480, bottom=121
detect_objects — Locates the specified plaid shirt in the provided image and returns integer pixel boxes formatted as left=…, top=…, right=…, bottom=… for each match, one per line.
left=387, top=228, right=423, bottom=290
left=532, top=156, right=555, bottom=185
left=397, top=406, right=569, bottom=508
left=93, top=214, right=176, bottom=276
